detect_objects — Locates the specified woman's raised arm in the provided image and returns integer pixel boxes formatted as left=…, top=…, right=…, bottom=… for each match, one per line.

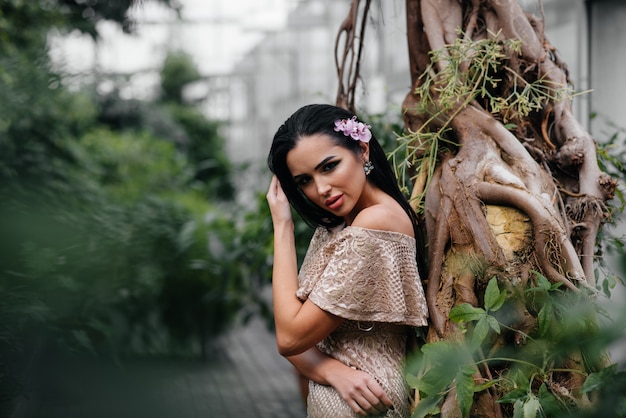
left=266, top=176, right=342, bottom=356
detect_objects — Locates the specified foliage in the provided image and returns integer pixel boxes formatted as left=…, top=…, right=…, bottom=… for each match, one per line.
left=75, top=127, right=193, bottom=199
left=57, top=0, right=178, bottom=38
left=0, top=4, right=277, bottom=418
left=1, top=121, right=247, bottom=357
left=407, top=275, right=626, bottom=418
left=391, top=32, right=575, bottom=213
left=166, top=102, right=235, bottom=199
left=595, top=122, right=626, bottom=278
left=596, top=122, right=626, bottom=209
left=94, top=88, right=235, bottom=200
left=0, top=6, right=265, bottom=411
left=159, top=50, right=202, bottom=104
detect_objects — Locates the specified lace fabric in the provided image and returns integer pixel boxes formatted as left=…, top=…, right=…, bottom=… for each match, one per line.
left=297, top=226, right=428, bottom=417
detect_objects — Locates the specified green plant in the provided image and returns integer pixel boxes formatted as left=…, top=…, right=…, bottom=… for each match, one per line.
left=595, top=122, right=626, bottom=288
left=406, top=275, right=626, bottom=418
left=392, top=31, right=576, bottom=214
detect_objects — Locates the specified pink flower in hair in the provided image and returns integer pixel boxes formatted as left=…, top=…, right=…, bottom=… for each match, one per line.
left=333, top=116, right=371, bottom=143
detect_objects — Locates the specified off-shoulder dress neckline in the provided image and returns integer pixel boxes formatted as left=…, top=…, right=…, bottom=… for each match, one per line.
left=325, top=224, right=415, bottom=241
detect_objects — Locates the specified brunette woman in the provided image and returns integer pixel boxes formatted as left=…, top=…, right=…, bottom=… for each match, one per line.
left=267, top=104, right=428, bottom=417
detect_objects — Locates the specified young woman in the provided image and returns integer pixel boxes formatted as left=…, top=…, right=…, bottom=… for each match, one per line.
left=266, top=104, right=428, bottom=417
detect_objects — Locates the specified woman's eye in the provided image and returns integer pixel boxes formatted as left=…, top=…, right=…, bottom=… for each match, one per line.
left=322, top=161, right=339, bottom=172
left=296, top=176, right=311, bottom=187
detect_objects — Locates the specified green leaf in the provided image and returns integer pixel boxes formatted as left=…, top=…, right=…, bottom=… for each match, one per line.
left=450, top=303, right=486, bottom=323
left=537, top=302, right=553, bottom=336
left=472, top=316, right=490, bottom=347
left=420, top=340, right=453, bottom=357
left=484, top=277, right=505, bottom=311
left=412, top=395, right=442, bottom=418
left=581, top=364, right=618, bottom=393
left=419, top=366, right=455, bottom=395
left=456, top=365, right=476, bottom=418
left=486, top=315, right=501, bottom=334
left=538, top=383, right=561, bottom=416
left=497, top=388, right=528, bottom=404
left=535, top=272, right=551, bottom=291
left=513, top=399, right=525, bottom=418
left=549, top=282, right=563, bottom=291
left=406, top=373, right=421, bottom=390
left=523, top=397, right=541, bottom=418
left=475, top=379, right=499, bottom=392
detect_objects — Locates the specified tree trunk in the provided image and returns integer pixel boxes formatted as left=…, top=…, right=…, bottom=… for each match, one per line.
left=335, top=1, right=618, bottom=416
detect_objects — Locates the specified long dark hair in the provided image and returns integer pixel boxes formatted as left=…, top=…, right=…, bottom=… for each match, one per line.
left=267, top=104, right=420, bottom=240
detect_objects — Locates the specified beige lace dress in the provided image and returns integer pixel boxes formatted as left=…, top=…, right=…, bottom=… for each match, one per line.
left=296, top=226, right=428, bottom=418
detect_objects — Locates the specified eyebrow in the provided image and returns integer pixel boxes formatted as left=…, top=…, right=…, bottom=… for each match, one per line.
left=292, top=156, right=337, bottom=182
left=315, top=156, right=336, bottom=171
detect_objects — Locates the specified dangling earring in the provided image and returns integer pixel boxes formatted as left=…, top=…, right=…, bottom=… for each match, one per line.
left=363, top=160, right=374, bottom=176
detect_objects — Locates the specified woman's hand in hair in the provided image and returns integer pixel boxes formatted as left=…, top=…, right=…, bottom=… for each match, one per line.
left=267, top=175, right=293, bottom=227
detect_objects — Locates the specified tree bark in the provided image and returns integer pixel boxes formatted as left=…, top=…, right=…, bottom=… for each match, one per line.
left=335, top=1, right=618, bottom=416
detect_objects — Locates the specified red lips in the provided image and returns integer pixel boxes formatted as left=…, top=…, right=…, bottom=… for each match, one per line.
left=325, top=194, right=344, bottom=210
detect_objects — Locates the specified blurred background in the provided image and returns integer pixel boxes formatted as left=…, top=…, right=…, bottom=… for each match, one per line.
left=1, top=0, right=624, bottom=417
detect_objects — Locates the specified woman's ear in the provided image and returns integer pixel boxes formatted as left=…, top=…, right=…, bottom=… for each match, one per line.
left=359, top=142, right=370, bottom=162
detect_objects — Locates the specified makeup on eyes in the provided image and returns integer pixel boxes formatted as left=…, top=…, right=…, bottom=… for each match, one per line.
left=292, top=156, right=340, bottom=186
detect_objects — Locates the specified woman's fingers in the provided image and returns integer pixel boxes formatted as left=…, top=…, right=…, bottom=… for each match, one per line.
left=345, top=398, right=368, bottom=416
left=266, top=175, right=278, bottom=201
left=266, top=176, right=292, bottom=223
left=362, top=395, right=392, bottom=415
left=367, top=381, right=394, bottom=410
left=351, top=379, right=395, bottom=416
left=328, top=366, right=395, bottom=415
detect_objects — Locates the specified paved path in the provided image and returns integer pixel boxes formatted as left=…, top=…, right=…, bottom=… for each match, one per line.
left=14, top=318, right=306, bottom=418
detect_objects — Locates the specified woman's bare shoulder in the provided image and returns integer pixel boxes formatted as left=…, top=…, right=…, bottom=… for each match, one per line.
left=351, top=203, right=414, bottom=237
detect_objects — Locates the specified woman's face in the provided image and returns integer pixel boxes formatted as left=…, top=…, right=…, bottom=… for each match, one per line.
left=286, top=134, right=370, bottom=224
